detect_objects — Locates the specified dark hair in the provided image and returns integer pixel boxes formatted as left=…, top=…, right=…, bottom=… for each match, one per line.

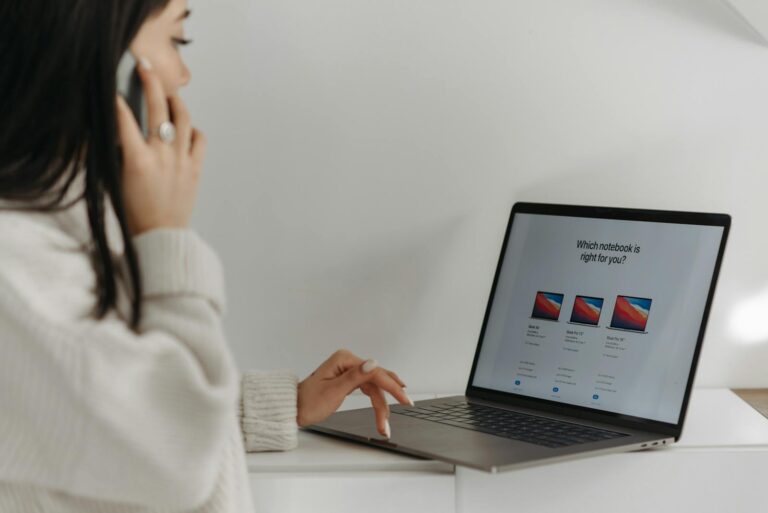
left=0, top=0, right=171, bottom=329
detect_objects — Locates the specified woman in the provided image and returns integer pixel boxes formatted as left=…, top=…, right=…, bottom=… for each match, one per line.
left=0, top=0, right=412, bottom=511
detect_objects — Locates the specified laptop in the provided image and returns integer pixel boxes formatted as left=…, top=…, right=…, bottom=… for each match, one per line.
left=568, top=295, right=604, bottom=327
left=307, top=202, right=730, bottom=472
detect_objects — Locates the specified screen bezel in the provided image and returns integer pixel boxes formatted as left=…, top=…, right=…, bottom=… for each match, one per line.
left=464, top=202, right=731, bottom=438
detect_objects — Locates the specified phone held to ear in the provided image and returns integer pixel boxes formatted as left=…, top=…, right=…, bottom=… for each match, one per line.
left=116, top=51, right=148, bottom=137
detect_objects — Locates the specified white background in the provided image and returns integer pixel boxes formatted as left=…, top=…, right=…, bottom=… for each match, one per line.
left=183, top=0, right=768, bottom=393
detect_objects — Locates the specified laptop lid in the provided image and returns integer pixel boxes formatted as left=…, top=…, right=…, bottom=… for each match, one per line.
left=466, top=203, right=730, bottom=438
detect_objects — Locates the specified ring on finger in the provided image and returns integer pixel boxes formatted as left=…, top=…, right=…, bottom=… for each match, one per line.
left=151, top=121, right=177, bottom=144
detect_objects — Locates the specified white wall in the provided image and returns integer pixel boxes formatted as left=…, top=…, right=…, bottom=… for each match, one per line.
left=184, top=0, right=768, bottom=394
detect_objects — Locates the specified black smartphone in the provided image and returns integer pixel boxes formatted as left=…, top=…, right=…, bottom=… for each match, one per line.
left=116, top=51, right=148, bottom=137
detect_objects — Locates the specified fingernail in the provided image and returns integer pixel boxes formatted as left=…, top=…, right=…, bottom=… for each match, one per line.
left=361, top=359, right=378, bottom=373
left=384, top=419, right=391, bottom=439
left=139, top=57, right=152, bottom=70
left=406, top=393, right=415, bottom=407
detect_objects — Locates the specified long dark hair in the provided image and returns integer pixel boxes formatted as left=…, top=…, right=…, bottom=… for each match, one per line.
left=0, top=0, right=171, bottom=329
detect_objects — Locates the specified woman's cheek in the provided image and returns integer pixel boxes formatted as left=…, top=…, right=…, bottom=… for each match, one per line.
left=156, top=60, right=181, bottom=96
left=164, top=56, right=189, bottom=94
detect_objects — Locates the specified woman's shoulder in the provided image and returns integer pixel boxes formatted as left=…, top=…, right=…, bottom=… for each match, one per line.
left=0, top=203, right=88, bottom=249
left=0, top=169, right=124, bottom=252
left=0, top=167, right=93, bottom=249
left=0, top=201, right=103, bottom=322
left=0, top=167, right=129, bottom=321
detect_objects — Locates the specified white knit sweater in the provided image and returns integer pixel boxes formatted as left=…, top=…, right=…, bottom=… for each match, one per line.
left=0, top=179, right=299, bottom=512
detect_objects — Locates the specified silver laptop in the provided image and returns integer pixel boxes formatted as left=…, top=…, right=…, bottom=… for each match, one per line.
left=307, top=202, right=730, bottom=472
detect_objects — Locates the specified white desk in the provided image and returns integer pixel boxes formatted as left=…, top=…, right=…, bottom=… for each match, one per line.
left=247, top=389, right=768, bottom=513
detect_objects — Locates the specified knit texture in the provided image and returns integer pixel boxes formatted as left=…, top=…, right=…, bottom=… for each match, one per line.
left=240, top=371, right=299, bottom=452
left=128, top=229, right=228, bottom=315
left=0, top=185, right=299, bottom=512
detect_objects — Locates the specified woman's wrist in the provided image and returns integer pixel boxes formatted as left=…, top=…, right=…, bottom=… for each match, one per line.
left=128, top=228, right=227, bottom=313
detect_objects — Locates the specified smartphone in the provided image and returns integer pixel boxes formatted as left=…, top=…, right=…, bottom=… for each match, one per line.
left=116, top=51, right=148, bottom=137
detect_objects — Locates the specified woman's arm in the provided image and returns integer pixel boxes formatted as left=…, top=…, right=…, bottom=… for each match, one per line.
left=0, top=227, right=238, bottom=511
left=239, top=370, right=299, bottom=452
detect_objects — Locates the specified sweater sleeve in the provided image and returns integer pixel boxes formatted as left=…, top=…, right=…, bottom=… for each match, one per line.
left=0, top=228, right=239, bottom=511
left=239, top=370, right=299, bottom=452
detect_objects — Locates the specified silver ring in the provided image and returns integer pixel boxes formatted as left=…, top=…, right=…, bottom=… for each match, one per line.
left=153, top=121, right=176, bottom=144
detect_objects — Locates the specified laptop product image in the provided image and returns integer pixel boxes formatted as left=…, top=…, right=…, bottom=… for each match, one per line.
left=531, top=292, right=564, bottom=321
left=569, top=295, right=604, bottom=326
left=307, top=203, right=730, bottom=473
left=609, top=295, right=652, bottom=333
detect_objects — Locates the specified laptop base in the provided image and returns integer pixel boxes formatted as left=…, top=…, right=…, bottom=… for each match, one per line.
left=307, top=396, right=673, bottom=473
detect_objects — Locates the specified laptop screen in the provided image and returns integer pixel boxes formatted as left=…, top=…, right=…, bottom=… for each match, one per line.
left=471, top=212, right=725, bottom=424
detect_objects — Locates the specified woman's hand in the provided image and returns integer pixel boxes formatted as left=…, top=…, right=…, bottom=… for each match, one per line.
left=297, top=349, right=413, bottom=439
left=115, top=57, right=206, bottom=235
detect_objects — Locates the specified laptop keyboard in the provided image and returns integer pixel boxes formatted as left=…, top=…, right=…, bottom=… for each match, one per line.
left=391, top=401, right=627, bottom=448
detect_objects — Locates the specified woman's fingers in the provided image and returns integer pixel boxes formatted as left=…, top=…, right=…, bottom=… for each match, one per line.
left=305, top=351, right=412, bottom=436
left=309, top=348, right=364, bottom=381
left=361, top=382, right=391, bottom=438
left=328, top=349, right=363, bottom=376
left=320, top=350, right=406, bottom=390
left=189, top=128, right=207, bottom=166
left=369, top=369, right=413, bottom=407
left=339, top=363, right=412, bottom=407
left=168, top=94, right=192, bottom=153
left=117, top=58, right=206, bottom=236
left=135, top=57, right=170, bottom=141
left=115, top=96, right=146, bottom=153
left=386, top=370, right=407, bottom=388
